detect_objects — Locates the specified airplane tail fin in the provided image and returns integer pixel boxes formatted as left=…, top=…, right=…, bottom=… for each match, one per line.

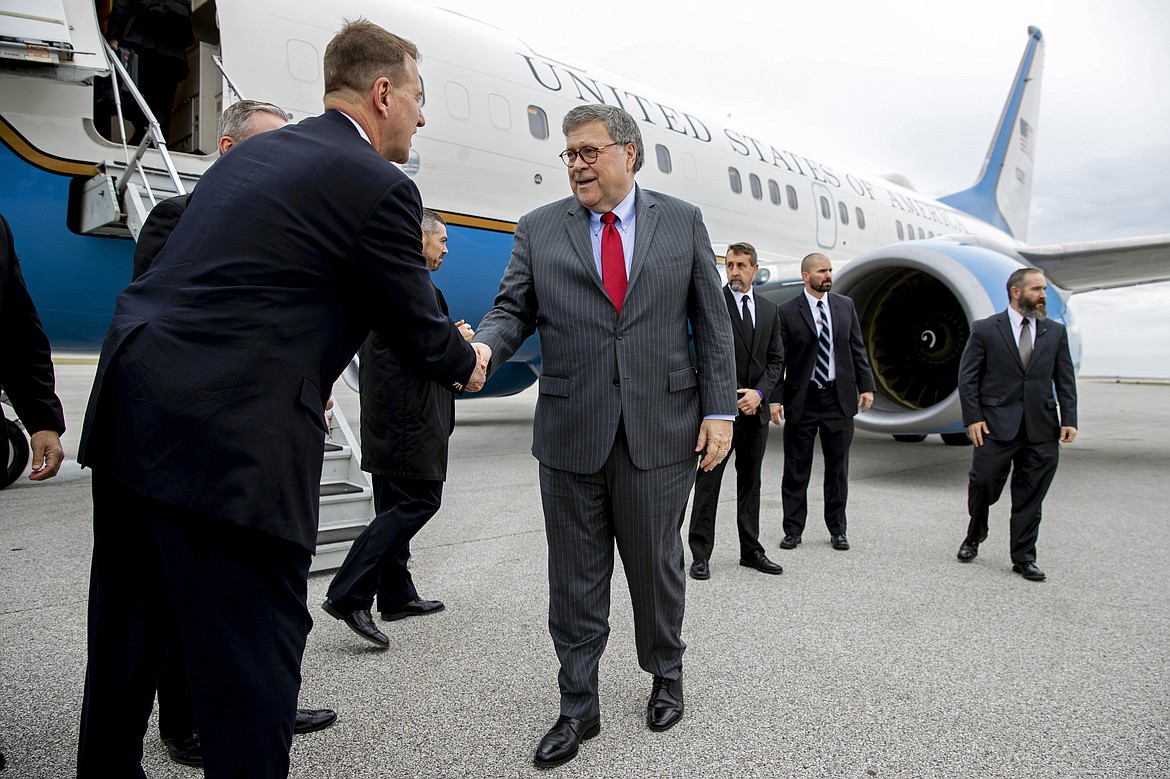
left=939, top=26, right=1045, bottom=242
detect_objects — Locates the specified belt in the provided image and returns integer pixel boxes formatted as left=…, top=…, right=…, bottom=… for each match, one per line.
left=813, top=380, right=837, bottom=390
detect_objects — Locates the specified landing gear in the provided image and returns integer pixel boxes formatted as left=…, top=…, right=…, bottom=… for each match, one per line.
left=3, top=417, right=30, bottom=489
left=941, top=432, right=972, bottom=446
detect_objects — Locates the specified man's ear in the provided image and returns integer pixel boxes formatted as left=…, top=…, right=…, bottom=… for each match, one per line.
left=218, top=136, right=236, bottom=154
left=374, top=77, right=393, bottom=116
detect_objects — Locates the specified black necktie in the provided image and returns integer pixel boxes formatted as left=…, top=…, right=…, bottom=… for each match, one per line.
left=814, top=299, right=831, bottom=387
left=740, top=295, right=753, bottom=330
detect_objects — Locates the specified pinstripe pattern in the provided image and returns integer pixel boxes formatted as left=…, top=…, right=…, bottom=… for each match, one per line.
left=477, top=186, right=735, bottom=717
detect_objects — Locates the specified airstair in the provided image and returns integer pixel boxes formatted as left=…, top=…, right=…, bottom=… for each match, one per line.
left=0, top=1, right=374, bottom=565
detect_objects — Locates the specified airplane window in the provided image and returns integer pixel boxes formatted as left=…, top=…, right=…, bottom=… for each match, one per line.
left=917, top=227, right=925, bottom=239
left=819, top=196, right=830, bottom=219
left=768, top=180, right=781, bottom=205
left=729, top=167, right=742, bottom=194
left=786, top=185, right=798, bottom=210
left=445, top=82, right=470, bottom=120
left=838, top=201, right=849, bottom=225
left=682, top=152, right=698, bottom=181
left=527, top=106, right=549, bottom=140
left=855, top=207, right=866, bottom=230
left=656, top=144, right=672, bottom=174
left=896, top=221, right=904, bottom=240
left=488, top=94, right=511, bottom=130
left=928, top=230, right=935, bottom=238
left=749, top=174, right=762, bottom=200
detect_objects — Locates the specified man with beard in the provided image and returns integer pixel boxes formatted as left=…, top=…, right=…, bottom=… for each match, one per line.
left=956, top=268, right=1077, bottom=581
left=771, top=252, right=874, bottom=552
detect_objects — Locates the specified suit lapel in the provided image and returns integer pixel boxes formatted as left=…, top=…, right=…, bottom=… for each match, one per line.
left=724, top=286, right=752, bottom=351
left=563, top=201, right=607, bottom=299
left=994, top=313, right=1027, bottom=371
left=625, top=187, right=657, bottom=293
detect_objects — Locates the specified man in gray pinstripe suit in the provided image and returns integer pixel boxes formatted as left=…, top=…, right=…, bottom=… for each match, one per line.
left=474, top=104, right=736, bottom=768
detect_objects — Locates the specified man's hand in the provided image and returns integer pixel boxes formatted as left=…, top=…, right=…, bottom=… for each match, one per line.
left=465, top=342, right=492, bottom=392
left=454, top=319, right=475, bottom=343
left=28, top=430, right=64, bottom=481
left=736, top=388, right=762, bottom=416
left=1060, top=426, right=1077, bottom=443
left=770, top=404, right=784, bottom=425
left=858, top=391, right=874, bottom=413
left=967, top=421, right=989, bottom=447
left=695, top=419, right=733, bottom=472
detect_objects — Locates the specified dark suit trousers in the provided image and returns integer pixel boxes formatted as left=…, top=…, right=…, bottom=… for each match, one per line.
left=538, top=424, right=693, bottom=719
left=156, top=646, right=196, bottom=739
left=326, top=475, right=443, bottom=613
left=78, top=473, right=311, bottom=779
left=966, top=431, right=1059, bottom=563
left=688, top=414, right=768, bottom=560
left=782, top=387, right=854, bottom=536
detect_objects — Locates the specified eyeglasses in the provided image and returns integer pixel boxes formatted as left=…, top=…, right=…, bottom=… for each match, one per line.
left=559, top=143, right=620, bottom=166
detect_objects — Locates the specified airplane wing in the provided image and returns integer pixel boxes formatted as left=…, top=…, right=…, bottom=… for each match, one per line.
left=1019, top=234, right=1170, bottom=292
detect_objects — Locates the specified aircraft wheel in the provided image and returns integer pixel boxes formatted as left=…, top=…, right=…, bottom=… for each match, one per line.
left=940, top=432, right=972, bottom=446
left=3, top=418, right=30, bottom=489
left=892, top=434, right=927, bottom=443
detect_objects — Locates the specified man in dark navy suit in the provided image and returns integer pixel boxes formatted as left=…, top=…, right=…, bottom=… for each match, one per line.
left=771, top=253, right=874, bottom=552
left=956, top=268, right=1077, bottom=581
left=76, top=20, right=488, bottom=778
left=688, top=242, right=785, bottom=580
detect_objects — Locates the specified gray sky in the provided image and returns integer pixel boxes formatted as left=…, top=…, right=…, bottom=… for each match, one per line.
left=429, top=0, right=1170, bottom=377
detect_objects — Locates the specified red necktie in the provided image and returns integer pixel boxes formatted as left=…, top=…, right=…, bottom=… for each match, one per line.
left=601, top=212, right=627, bottom=313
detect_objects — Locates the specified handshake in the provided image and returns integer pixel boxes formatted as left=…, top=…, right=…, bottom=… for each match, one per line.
left=454, top=319, right=493, bottom=393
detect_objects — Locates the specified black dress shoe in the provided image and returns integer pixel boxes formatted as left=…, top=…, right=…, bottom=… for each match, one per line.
left=533, top=713, right=600, bottom=768
left=739, top=550, right=783, bottom=575
left=647, top=674, right=684, bottom=731
left=380, top=599, right=445, bottom=621
left=322, top=599, right=389, bottom=648
left=957, top=542, right=979, bottom=562
left=779, top=533, right=802, bottom=549
left=689, top=559, right=710, bottom=580
left=294, top=707, right=338, bottom=734
left=1012, top=561, right=1046, bottom=581
left=831, top=534, right=850, bottom=551
left=163, top=731, right=203, bottom=767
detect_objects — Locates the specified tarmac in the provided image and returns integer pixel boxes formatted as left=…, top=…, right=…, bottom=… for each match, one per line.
left=1, top=364, right=1168, bottom=778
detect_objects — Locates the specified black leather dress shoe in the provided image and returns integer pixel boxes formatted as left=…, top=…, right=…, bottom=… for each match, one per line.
left=689, top=559, right=710, bottom=580
left=957, top=542, right=979, bottom=562
left=322, top=599, right=389, bottom=648
left=739, top=550, right=783, bottom=575
left=294, top=707, right=338, bottom=734
left=831, top=534, right=850, bottom=551
left=647, top=674, right=684, bottom=731
left=163, top=731, right=202, bottom=767
left=380, top=599, right=445, bottom=621
left=779, top=533, right=802, bottom=549
left=533, top=713, right=600, bottom=768
left=1012, top=561, right=1046, bottom=581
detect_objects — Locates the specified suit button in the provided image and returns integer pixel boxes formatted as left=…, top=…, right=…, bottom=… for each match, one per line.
left=616, top=331, right=624, bottom=340
left=612, top=378, right=620, bottom=386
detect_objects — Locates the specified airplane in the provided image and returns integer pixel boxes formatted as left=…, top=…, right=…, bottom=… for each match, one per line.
left=3, top=0, right=1170, bottom=462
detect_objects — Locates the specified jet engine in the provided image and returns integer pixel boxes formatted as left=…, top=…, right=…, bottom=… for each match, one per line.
left=831, top=237, right=1073, bottom=436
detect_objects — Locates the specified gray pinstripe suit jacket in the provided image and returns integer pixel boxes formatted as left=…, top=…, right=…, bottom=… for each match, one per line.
left=477, top=186, right=737, bottom=474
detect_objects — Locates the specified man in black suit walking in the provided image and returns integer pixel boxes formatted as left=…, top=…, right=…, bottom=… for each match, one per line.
left=956, top=268, right=1077, bottom=581
left=323, top=209, right=474, bottom=647
left=688, top=242, right=785, bottom=580
left=76, top=20, right=487, bottom=778
left=771, top=252, right=874, bottom=552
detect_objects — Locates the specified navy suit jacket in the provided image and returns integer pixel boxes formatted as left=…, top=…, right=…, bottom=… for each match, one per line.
left=78, top=110, right=476, bottom=551
left=958, top=310, right=1077, bottom=443
left=776, top=292, right=875, bottom=422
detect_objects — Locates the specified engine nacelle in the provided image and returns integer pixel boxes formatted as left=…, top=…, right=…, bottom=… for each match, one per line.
left=833, top=238, right=1072, bottom=435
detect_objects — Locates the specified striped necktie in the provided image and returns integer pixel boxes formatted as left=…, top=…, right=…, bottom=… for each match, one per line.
left=814, top=299, right=831, bottom=387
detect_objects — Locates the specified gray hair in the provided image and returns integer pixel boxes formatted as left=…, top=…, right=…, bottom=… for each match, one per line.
left=562, top=104, right=644, bottom=173
left=216, top=99, right=292, bottom=142
left=1006, top=267, right=1042, bottom=296
left=421, top=208, right=446, bottom=236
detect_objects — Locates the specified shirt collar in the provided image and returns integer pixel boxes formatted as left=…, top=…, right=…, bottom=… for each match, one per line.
left=804, top=289, right=829, bottom=309
left=337, top=110, right=372, bottom=146
left=589, top=184, right=637, bottom=231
